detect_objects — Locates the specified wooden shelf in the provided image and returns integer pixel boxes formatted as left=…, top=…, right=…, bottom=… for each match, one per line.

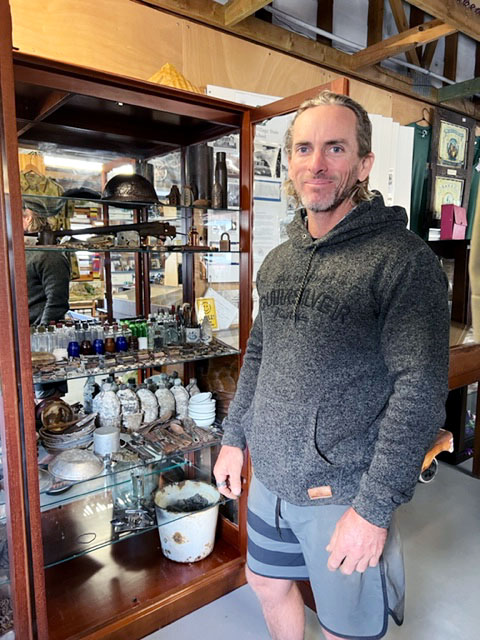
left=45, top=530, right=245, bottom=640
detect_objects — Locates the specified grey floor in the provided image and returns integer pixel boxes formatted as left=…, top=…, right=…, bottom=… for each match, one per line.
left=142, top=461, right=480, bottom=640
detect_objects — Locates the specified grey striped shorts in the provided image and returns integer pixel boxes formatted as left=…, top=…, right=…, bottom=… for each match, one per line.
left=247, top=475, right=405, bottom=639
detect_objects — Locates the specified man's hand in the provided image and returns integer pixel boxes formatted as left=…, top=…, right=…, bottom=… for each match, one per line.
left=326, top=507, right=387, bottom=575
left=213, top=445, right=244, bottom=499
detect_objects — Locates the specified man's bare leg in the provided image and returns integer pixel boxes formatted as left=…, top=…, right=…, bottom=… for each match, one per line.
left=246, top=566, right=305, bottom=640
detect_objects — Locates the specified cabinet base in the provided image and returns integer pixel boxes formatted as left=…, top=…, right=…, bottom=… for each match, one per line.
left=45, top=530, right=245, bottom=640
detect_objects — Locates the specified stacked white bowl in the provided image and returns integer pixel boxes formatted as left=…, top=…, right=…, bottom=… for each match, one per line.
left=188, top=392, right=216, bottom=428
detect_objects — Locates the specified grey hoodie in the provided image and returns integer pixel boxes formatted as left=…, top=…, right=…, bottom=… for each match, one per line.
left=222, top=194, right=450, bottom=528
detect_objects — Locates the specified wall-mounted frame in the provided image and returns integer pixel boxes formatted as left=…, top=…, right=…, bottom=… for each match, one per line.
left=433, top=176, right=464, bottom=218
left=428, top=107, right=476, bottom=227
left=438, top=120, right=469, bottom=169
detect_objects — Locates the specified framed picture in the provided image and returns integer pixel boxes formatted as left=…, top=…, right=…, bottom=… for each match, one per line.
left=433, top=176, right=464, bottom=220
left=438, top=120, right=469, bottom=169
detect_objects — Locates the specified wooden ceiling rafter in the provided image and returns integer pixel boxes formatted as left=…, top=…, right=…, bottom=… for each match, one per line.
left=316, top=0, right=334, bottom=47
left=389, top=0, right=421, bottom=66
left=349, top=18, right=457, bottom=70
left=421, top=40, right=438, bottom=69
left=223, top=0, right=272, bottom=27
left=437, top=76, right=480, bottom=102
left=408, top=3, right=425, bottom=64
left=367, top=0, right=385, bottom=46
left=407, top=0, right=480, bottom=43
left=444, top=32, right=459, bottom=81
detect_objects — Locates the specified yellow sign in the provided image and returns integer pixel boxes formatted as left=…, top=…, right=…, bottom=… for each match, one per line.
left=196, top=297, right=218, bottom=329
left=162, top=206, right=178, bottom=219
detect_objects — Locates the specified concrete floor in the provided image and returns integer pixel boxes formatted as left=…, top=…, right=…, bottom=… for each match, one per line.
left=143, top=460, right=480, bottom=640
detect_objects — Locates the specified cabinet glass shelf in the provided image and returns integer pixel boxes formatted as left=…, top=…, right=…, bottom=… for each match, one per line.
left=32, top=338, right=240, bottom=384
left=41, top=457, right=227, bottom=568
left=21, top=193, right=240, bottom=213
left=25, top=245, right=240, bottom=254
left=39, top=437, right=221, bottom=510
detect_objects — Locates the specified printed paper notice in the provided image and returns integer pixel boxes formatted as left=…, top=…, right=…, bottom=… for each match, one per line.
left=202, top=287, right=238, bottom=330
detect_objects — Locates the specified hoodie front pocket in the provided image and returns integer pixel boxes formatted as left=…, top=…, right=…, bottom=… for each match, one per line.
left=251, top=394, right=332, bottom=468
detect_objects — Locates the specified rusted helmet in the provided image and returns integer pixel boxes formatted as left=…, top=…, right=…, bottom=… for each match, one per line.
left=102, top=174, right=159, bottom=204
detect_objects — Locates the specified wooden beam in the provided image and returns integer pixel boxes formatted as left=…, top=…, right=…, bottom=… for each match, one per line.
left=367, top=0, right=384, bottom=46
left=16, top=89, right=72, bottom=136
left=422, top=40, right=438, bottom=68
left=444, top=32, right=459, bottom=81
left=317, top=0, right=334, bottom=46
left=389, top=0, right=421, bottom=66
left=407, top=0, right=480, bottom=43
left=409, top=4, right=424, bottom=64
left=437, top=76, right=480, bottom=102
left=224, top=0, right=272, bottom=27
left=350, top=18, right=457, bottom=70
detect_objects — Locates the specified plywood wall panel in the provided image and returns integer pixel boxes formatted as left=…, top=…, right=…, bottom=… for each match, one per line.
left=181, top=20, right=336, bottom=97
left=391, top=94, right=433, bottom=126
left=350, top=78, right=393, bottom=117
left=10, top=0, right=183, bottom=80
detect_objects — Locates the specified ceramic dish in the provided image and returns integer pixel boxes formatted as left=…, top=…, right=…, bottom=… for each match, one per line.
left=188, top=392, right=212, bottom=404
left=188, top=402, right=216, bottom=415
left=48, top=448, right=104, bottom=482
left=188, top=408, right=216, bottom=418
left=191, top=416, right=215, bottom=428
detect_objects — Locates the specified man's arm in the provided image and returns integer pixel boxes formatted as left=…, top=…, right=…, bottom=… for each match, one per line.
left=39, top=253, right=71, bottom=324
left=327, top=247, right=449, bottom=572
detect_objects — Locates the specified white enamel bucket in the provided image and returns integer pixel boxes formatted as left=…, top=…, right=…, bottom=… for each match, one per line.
left=154, top=480, right=220, bottom=563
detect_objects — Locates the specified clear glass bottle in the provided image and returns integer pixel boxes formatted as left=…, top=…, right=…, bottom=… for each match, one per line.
left=30, top=326, right=37, bottom=352
left=201, top=315, right=213, bottom=343
left=147, top=314, right=156, bottom=350
left=46, top=324, right=56, bottom=353
left=153, top=313, right=165, bottom=349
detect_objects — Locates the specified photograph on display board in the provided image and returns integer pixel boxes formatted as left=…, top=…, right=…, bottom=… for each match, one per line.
left=433, top=176, right=464, bottom=219
left=254, top=143, right=282, bottom=179
left=438, top=120, right=469, bottom=169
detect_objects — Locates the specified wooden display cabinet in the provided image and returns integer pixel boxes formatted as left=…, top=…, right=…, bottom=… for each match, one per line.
left=0, top=1, right=254, bottom=633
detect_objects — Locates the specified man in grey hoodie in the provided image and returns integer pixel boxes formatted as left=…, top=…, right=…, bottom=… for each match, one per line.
left=214, top=91, right=449, bottom=640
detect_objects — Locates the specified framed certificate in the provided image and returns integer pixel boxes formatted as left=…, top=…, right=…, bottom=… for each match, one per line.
left=438, top=120, right=468, bottom=168
left=433, top=176, right=464, bottom=220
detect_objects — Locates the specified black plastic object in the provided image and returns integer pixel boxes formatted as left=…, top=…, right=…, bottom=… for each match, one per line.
left=63, top=187, right=102, bottom=200
left=101, top=173, right=159, bottom=204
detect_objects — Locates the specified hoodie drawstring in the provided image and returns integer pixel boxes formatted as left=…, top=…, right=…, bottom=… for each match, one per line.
left=293, top=246, right=317, bottom=323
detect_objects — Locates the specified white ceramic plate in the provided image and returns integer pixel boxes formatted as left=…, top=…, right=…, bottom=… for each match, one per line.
left=188, top=392, right=212, bottom=404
